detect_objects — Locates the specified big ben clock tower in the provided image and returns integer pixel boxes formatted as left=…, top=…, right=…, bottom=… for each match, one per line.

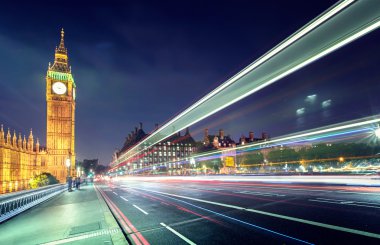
left=46, top=29, right=76, bottom=182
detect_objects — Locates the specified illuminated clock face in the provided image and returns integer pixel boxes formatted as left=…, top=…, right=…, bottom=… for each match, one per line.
left=52, top=82, right=67, bottom=95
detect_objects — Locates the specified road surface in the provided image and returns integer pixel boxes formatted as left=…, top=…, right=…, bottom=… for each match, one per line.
left=96, top=176, right=380, bottom=244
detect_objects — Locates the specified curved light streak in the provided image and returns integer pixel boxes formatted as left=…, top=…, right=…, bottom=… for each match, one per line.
left=190, top=116, right=380, bottom=163
left=113, top=0, right=380, bottom=168
left=112, top=115, right=380, bottom=173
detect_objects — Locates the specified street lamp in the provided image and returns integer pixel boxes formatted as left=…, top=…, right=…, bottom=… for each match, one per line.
left=66, top=157, right=72, bottom=192
left=65, top=157, right=71, bottom=177
left=190, top=158, right=195, bottom=167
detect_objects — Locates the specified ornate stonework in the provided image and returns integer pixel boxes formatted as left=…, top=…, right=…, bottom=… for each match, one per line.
left=0, top=29, right=77, bottom=193
left=46, top=29, right=76, bottom=182
left=0, top=126, right=47, bottom=193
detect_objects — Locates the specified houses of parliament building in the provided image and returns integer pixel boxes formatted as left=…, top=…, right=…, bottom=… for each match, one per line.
left=0, top=29, right=76, bottom=194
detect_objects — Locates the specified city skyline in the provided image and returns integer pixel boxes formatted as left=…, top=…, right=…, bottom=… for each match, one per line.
left=1, top=2, right=380, bottom=244
left=1, top=0, right=380, bottom=164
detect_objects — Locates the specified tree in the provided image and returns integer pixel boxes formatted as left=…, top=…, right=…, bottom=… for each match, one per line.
left=267, top=148, right=299, bottom=163
left=81, top=159, right=99, bottom=175
left=45, top=172, right=59, bottom=185
left=29, top=172, right=59, bottom=189
left=211, top=159, right=223, bottom=173
left=242, top=152, right=264, bottom=165
left=196, top=158, right=222, bottom=173
left=298, top=143, right=380, bottom=161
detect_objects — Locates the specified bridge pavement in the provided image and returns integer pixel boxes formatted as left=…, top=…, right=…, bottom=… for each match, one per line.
left=0, top=183, right=128, bottom=245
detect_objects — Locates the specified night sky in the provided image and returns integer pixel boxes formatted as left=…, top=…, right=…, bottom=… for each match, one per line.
left=1, top=0, right=380, bottom=164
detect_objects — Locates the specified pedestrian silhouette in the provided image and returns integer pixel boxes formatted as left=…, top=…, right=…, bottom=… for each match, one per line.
left=67, top=177, right=72, bottom=192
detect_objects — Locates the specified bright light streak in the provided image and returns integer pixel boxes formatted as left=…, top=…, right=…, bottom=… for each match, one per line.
left=116, top=175, right=380, bottom=187
left=185, top=116, right=377, bottom=167
left=113, top=0, right=380, bottom=167
left=375, top=128, right=380, bottom=138
left=116, top=115, right=380, bottom=174
left=210, top=116, right=380, bottom=158
left=153, top=190, right=313, bottom=244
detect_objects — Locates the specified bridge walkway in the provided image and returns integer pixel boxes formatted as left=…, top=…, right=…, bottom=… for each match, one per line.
left=0, top=183, right=128, bottom=245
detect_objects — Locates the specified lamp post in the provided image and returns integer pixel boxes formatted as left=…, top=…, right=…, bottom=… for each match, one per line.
left=66, top=157, right=71, bottom=177
left=65, top=157, right=72, bottom=191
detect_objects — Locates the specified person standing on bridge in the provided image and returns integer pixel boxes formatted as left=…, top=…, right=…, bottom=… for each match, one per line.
left=67, top=177, right=72, bottom=192
left=75, top=177, right=81, bottom=190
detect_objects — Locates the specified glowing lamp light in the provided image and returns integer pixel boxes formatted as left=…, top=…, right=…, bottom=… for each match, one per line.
left=65, top=158, right=71, bottom=168
left=305, top=94, right=317, bottom=103
left=296, top=108, right=305, bottom=116
left=375, top=128, right=380, bottom=138
left=190, top=158, right=195, bottom=165
left=322, top=99, right=332, bottom=108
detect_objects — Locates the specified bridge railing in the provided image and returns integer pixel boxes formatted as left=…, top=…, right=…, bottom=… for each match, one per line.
left=0, top=184, right=65, bottom=223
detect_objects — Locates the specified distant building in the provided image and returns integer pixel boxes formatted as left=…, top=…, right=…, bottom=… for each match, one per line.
left=82, top=159, right=98, bottom=169
left=237, top=131, right=269, bottom=146
left=199, top=128, right=237, bottom=173
left=199, top=129, right=270, bottom=173
left=117, top=122, right=147, bottom=156
left=115, top=123, right=197, bottom=174
left=202, top=128, right=236, bottom=150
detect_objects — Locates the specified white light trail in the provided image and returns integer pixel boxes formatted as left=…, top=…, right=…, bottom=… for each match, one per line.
left=113, top=0, right=380, bottom=168
left=144, top=116, right=376, bottom=168
left=135, top=186, right=380, bottom=239
left=144, top=115, right=380, bottom=169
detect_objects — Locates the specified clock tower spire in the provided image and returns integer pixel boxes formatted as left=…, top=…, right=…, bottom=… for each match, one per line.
left=50, top=28, right=70, bottom=73
left=46, top=28, right=76, bottom=182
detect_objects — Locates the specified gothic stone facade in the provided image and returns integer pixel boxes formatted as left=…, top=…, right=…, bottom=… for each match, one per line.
left=0, top=126, right=47, bottom=193
left=0, top=29, right=76, bottom=193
